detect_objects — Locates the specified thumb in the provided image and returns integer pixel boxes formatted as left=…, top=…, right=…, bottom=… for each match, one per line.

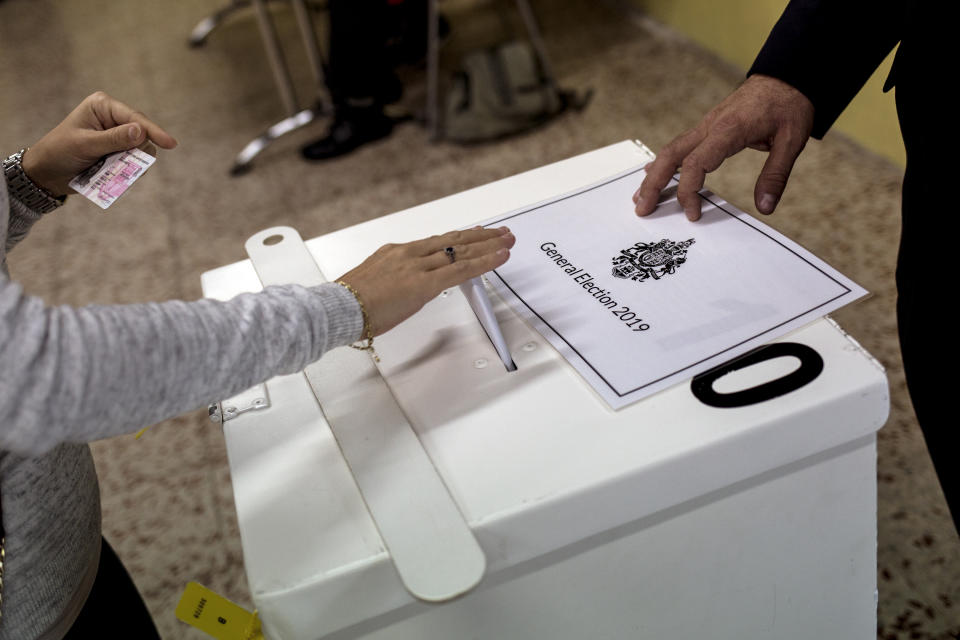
left=86, top=123, right=145, bottom=157
left=754, top=133, right=804, bottom=214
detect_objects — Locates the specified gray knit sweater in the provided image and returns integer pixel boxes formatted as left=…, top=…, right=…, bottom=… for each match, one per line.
left=0, top=175, right=363, bottom=639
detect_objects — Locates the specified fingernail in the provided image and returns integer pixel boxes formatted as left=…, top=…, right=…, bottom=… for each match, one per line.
left=128, top=124, right=142, bottom=142
left=496, top=248, right=508, bottom=256
left=684, top=207, right=698, bottom=220
left=759, top=193, right=777, bottom=213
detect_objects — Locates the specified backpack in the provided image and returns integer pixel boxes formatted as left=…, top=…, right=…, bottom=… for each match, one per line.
left=443, top=40, right=588, bottom=143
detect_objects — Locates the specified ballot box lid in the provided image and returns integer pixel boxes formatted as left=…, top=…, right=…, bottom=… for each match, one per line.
left=200, top=141, right=889, bottom=639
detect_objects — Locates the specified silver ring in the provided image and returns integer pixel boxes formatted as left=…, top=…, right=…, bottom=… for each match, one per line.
left=444, top=246, right=456, bottom=263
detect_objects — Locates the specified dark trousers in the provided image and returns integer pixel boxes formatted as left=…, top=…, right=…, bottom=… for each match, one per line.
left=64, top=537, right=160, bottom=639
left=326, top=0, right=427, bottom=106
left=894, top=28, right=957, bottom=533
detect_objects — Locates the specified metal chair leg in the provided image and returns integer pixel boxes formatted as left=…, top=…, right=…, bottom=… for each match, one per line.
left=231, top=109, right=318, bottom=175
left=227, top=0, right=332, bottom=174
left=290, top=0, right=331, bottom=111
left=188, top=0, right=326, bottom=47
left=252, top=0, right=300, bottom=116
left=189, top=0, right=253, bottom=47
left=513, top=0, right=559, bottom=94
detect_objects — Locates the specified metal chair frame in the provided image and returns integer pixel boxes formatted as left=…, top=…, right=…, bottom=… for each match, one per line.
left=189, top=0, right=558, bottom=173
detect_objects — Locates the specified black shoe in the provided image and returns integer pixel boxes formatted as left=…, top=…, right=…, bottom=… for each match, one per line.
left=301, top=109, right=395, bottom=161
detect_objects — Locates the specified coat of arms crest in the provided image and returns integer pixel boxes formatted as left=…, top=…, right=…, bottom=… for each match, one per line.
left=612, top=238, right=695, bottom=282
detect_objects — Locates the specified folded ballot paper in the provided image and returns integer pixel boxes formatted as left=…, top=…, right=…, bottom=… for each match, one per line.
left=476, top=166, right=867, bottom=410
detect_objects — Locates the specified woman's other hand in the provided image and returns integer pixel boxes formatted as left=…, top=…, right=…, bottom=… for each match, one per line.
left=20, top=91, right=178, bottom=197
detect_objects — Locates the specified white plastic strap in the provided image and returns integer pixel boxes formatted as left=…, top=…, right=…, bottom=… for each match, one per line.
left=244, top=226, right=486, bottom=603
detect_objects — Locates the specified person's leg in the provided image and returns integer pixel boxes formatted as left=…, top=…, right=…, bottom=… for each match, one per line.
left=64, top=537, right=160, bottom=639
left=325, top=0, right=402, bottom=107
left=896, top=182, right=958, bottom=533
left=894, top=25, right=958, bottom=534
left=302, top=0, right=406, bottom=160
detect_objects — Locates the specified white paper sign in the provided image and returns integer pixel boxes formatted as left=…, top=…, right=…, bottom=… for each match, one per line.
left=479, top=166, right=867, bottom=409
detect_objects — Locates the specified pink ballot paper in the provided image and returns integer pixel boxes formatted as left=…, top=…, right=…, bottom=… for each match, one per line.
left=68, top=147, right=156, bottom=209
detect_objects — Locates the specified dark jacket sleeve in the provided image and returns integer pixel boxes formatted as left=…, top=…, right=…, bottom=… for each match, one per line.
left=748, top=0, right=903, bottom=138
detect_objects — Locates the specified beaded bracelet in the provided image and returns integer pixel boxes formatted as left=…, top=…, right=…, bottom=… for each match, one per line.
left=336, top=280, right=380, bottom=362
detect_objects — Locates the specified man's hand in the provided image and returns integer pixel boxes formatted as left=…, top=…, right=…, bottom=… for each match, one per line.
left=20, top=91, right=178, bottom=197
left=633, top=74, right=814, bottom=221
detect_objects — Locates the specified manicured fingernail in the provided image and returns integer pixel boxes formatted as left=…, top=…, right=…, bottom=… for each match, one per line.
left=759, top=193, right=777, bottom=213
left=128, top=124, right=142, bottom=142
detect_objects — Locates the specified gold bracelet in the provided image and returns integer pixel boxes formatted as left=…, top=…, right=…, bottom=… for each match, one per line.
left=336, top=280, right=379, bottom=362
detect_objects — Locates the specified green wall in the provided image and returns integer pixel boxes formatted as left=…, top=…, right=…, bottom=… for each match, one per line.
left=630, top=0, right=904, bottom=166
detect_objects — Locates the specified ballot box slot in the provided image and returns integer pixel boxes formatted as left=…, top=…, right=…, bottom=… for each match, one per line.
left=459, top=277, right=517, bottom=372
left=468, top=304, right=518, bottom=372
left=690, top=342, right=824, bottom=408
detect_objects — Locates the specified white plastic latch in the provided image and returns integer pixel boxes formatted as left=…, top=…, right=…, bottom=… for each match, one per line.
left=209, top=383, right=270, bottom=423
left=243, top=226, right=487, bottom=603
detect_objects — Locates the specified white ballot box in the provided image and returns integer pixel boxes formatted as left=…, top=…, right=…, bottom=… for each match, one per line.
left=201, top=141, right=888, bottom=640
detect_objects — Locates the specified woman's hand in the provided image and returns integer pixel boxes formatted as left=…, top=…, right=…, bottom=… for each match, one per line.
left=20, top=91, right=178, bottom=197
left=337, top=226, right=515, bottom=336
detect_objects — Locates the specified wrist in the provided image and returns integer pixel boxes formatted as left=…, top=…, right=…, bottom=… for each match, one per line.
left=19, top=146, right=64, bottom=197
left=335, top=280, right=380, bottom=362
left=2, top=149, right=66, bottom=213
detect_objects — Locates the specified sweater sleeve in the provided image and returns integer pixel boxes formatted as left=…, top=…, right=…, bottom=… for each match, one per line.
left=2, top=155, right=63, bottom=255
left=4, top=190, right=50, bottom=254
left=748, top=0, right=903, bottom=138
left=0, top=276, right=363, bottom=457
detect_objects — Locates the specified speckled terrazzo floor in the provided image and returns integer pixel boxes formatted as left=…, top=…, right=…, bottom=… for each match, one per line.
left=1, top=1, right=957, bottom=638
